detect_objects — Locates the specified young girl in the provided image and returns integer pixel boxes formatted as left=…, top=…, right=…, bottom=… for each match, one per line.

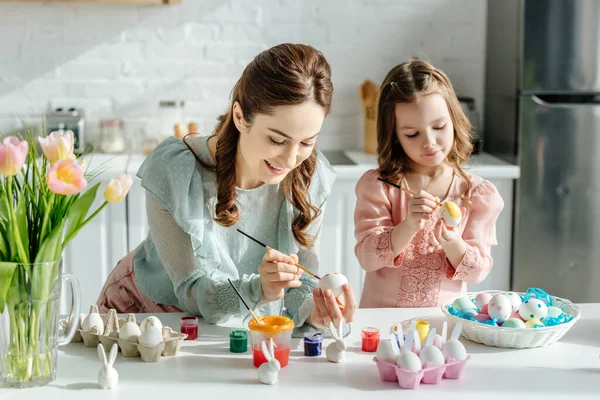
left=354, top=59, right=504, bottom=308
left=96, top=43, right=356, bottom=329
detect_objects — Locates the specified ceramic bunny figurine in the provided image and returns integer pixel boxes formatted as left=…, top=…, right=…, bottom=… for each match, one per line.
left=258, top=338, right=280, bottom=385
left=97, top=343, right=119, bottom=389
left=326, top=320, right=347, bottom=363
left=442, top=322, right=467, bottom=362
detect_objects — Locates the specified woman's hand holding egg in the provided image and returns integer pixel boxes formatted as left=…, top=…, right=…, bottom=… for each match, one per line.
left=308, top=283, right=356, bottom=329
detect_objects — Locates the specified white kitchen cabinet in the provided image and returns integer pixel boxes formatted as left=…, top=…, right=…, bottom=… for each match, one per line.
left=319, top=179, right=366, bottom=297
left=61, top=155, right=128, bottom=313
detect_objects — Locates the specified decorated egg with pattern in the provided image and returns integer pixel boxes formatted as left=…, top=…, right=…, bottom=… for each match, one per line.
left=519, top=299, right=548, bottom=321
left=318, top=273, right=348, bottom=298
left=487, top=294, right=512, bottom=322
left=440, top=201, right=462, bottom=227
left=505, top=292, right=523, bottom=312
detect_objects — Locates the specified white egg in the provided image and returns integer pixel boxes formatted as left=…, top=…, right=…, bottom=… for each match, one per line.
left=519, top=299, right=548, bottom=321
left=119, top=321, right=142, bottom=342
left=505, top=292, right=523, bottom=312
left=140, top=316, right=163, bottom=332
left=487, top=294, right=512, bottom=322
left=396, top=352, right=422, bottom=372
left=420, top=346, right=445, bottom=367
left=474, top=292, right=492, bottom=308
left=376, top=339, right=398, bottom=364
left=442, top=341, right=467, bottom=362
left=452, top=296, right=477, bottom=311
left=502, top=318, right=526, bottom=329
left=440, top=201, right=462, bottom=227
left=546, top=306, right=563, bottom=319
left=82, top=312, right=104, bottom=334
left=138, top=326, right=164, bottom=346
left=318, top=273, right=348, bottom=298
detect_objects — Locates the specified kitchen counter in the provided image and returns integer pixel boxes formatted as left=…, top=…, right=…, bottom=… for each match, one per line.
left=3, top=306, right=598, bottom=399
left=123, top=149, right=520, bottom=180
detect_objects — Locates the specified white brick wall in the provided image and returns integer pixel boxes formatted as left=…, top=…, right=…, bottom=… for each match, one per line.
left=0, top=0, right=486, bottom=151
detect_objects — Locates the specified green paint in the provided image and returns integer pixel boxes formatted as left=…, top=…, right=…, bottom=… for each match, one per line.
left=229, top=329, right=248, bottom=353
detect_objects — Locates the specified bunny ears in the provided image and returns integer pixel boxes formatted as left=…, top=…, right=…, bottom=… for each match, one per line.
left=328, top=321, right=344, bottom=341
left=261, top=338, right=275, bottom=362
left=98, top=343, right=118, bottom=366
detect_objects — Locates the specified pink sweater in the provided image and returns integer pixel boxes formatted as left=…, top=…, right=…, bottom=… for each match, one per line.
left=354, top=169, right=504, bottom=308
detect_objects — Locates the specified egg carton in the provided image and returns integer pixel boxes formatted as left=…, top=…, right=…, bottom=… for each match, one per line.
left=373, top=356, right=470, bottom=389
left=60, top=305, right=187, bottom=362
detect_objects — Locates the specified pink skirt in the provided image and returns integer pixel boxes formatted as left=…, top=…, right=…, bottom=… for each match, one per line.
left=96, top=252, right=183, bottom=314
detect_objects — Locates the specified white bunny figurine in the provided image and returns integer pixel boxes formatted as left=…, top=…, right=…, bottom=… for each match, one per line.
left=258, top=338, right=280, bottom=385
left=326, top=321, right=347, bottom=363
left=97, top=343, right=119, bottom=390
left=419, top=328, right=445, bottom=367
left=442, top=322, right=467, bottom=362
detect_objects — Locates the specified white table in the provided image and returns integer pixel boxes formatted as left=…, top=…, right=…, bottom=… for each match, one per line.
left=4, top=306, right=599, bottom=399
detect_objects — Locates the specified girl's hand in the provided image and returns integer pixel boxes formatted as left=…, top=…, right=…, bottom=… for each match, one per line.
left=405, top=190, right=440, bottom=231
left=431, top=206, right=467, bottom=248
left=308, top=283, right=356, bottom=329
left=258, top=249, right=302, bottom=303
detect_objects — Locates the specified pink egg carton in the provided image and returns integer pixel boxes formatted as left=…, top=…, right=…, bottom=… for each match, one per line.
left=373, top=356, right=470, bottom=389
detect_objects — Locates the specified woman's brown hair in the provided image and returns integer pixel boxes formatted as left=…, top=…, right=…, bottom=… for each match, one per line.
left=197, top=43, right=333, bottom=247
left=376, top=58, right=474, bottom=198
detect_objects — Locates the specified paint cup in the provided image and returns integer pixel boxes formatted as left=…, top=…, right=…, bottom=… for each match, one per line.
left=415, top=320, right=430, bottom=344
left=230, top=329, right=248, bottom=353
left=303, top=332, right=323, bottom=356
left=248, top=316, right=294, bottom=368
left=361, top=327, right=380, bottom=352
left=179, top=316, right=198, bottom=340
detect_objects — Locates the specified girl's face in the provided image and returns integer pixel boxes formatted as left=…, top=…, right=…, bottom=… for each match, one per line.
left=394, top=92, right=454, bottom=170
left=234, top=101, right=326, bottom=187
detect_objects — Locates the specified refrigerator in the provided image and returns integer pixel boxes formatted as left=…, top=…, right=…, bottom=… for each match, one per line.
left=484, top=0, right=600, bottom=302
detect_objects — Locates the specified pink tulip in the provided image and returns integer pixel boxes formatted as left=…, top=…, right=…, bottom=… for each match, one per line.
left=38, top=130, right=74, bottom=164
left=0, top=136, right=28, bottom=177
left=47, top=159, right=87, bottom=195
left=104, top=175, right=133, bottom=203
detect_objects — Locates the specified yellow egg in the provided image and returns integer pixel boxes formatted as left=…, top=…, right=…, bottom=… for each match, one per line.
left=525, top=318, right=544, bottom=329
left=440, top=201, right=462, bottom=227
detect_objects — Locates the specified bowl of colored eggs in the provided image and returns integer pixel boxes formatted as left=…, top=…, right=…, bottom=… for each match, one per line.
left=441, top=288, right=581, bottom=348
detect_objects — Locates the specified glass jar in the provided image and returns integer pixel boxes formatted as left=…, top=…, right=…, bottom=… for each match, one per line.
left=98, top=119, right=125, bottom=153
left=158, top=100, right=185, bottom=139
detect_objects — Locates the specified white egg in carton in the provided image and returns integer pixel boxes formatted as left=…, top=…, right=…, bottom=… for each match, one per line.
left=373, top=321, right=470, bottom=389
left=61, top=305, right=187, bottom=362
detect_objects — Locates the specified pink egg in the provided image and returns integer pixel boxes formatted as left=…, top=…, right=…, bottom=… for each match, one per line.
left=474, top=314, right=491, bottom=322
left=475, top=293, right=492, bottom=308
left=480, top=304, right=489, bottom=315
left=510, top=311, right=524, bottom=321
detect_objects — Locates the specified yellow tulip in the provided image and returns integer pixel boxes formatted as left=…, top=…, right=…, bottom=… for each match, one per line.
left=104, top=175, right=133, bottom=203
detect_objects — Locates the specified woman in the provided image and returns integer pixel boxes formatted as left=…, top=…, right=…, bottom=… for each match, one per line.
left=97, top=43, right=356, bottom=330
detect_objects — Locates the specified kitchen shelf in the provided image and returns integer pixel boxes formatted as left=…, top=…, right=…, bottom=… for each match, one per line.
left=0, top=0, right=181, bottom=4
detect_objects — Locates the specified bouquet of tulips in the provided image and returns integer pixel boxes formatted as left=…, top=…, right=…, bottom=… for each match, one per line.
left=0, top=128, right=132, bottom=385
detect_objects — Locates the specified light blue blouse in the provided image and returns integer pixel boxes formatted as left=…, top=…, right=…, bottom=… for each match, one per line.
left=132, top=136, right=336, bottom=330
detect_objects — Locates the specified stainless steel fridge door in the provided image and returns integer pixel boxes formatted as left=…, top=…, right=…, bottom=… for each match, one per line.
left=523, top=0, right=600, bottom=93
left=514, top=95, right=600, bottom=302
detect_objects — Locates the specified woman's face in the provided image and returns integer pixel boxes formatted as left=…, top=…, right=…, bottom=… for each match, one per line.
left=234, top=101, right=326, bottom=187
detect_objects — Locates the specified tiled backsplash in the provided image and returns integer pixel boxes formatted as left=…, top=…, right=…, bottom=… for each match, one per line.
left=0, top=0, right=486, bottom=150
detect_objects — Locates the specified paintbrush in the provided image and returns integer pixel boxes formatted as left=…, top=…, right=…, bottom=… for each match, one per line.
left=236, top=229, right=321, bottom=280
left=377, top=177, right=443, bottom=206
left=227, top=278, right=264, bottom=325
